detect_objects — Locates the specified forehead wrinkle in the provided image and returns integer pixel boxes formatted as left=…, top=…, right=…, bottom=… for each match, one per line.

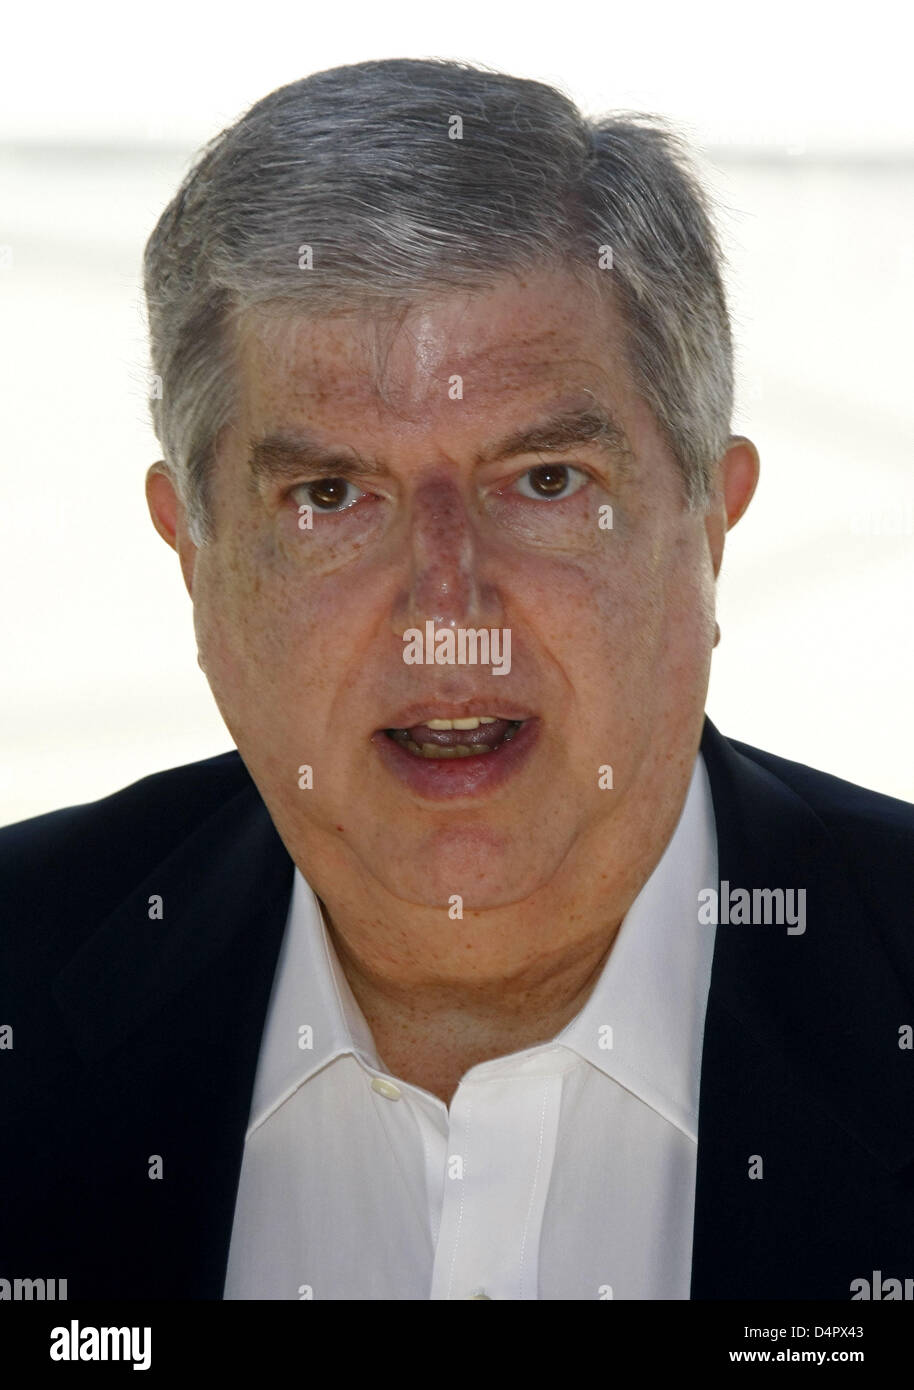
left=239, top=291, right=625, bottom=419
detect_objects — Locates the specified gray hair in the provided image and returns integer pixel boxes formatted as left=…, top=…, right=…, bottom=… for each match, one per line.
left=143, top=57, right=733, bottom=546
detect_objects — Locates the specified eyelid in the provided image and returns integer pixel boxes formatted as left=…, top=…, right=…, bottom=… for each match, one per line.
left=286, top=469, right=370, bottom=490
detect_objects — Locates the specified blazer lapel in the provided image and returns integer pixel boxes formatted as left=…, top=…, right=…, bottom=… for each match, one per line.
left=52, top=772, right=294, bottom=1298
left=691, top=718, right=914, bottom=1297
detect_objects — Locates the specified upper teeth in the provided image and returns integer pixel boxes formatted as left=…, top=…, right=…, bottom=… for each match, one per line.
left=423, top=716, right=499, bottom=730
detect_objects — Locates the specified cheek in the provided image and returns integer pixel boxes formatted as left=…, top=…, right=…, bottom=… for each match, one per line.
left=193, top=527, right=375, bottom=734
left=522, top=527, right=710, bottom=710
left=193, top=531, right=304, bottom=701
left=518, top=530, right=659, bottom=647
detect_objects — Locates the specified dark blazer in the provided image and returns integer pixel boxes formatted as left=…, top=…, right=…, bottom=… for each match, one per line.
left=2, top=717, right=913, bottom=1300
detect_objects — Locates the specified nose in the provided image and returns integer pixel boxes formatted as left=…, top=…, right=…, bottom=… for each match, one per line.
left=390, top=472, right=501, bottom=635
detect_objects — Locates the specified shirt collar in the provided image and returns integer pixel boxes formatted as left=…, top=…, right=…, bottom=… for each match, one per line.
left=247, top=751, right=717, bottom=1140
left=555, top=751, right=718, bottom=1139
left=245, top=869, right=380, bottom=1135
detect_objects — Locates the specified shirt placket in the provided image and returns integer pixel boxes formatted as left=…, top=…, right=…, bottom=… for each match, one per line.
left=429, top=1063, right=565, bottom=1300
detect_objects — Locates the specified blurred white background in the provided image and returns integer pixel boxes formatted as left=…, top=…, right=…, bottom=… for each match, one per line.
left=1, top=0, right=912, bottom=821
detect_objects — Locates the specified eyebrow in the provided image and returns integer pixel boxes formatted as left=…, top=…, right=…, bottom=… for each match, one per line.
left=478, top=405, right=631, bottom=468
left=247, top=404, right=632, bottom=484
left=248, top=432, right=383, bottom=484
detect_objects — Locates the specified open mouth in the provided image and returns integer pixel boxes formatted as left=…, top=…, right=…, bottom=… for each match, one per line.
left=383, top=716, right=526, bottom=759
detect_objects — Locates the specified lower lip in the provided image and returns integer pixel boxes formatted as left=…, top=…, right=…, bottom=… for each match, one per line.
left=370, top=719, right=540, bottom=801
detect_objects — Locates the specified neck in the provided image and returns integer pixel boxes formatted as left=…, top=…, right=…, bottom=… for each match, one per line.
left=324, top=901, right=622, bottom=1105
left=311, top=819, right=653, bottom=1105
left=325, top=896, right=622, bottom=1029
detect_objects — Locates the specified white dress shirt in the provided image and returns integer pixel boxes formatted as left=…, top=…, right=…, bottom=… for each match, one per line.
left=224, top=752, right=718, bottom=1300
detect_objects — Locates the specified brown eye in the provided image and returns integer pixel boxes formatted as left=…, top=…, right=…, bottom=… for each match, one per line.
left=514, top=464, right=588, bottom=502
left=311, top=478, right=348, bottom=508
left=295, top=477, right=364, bottom=512
left=529, top=465, right=569, bottom=496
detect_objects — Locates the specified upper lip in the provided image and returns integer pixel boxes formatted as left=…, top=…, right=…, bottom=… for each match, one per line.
left=376, top=701, right=537, bottom=731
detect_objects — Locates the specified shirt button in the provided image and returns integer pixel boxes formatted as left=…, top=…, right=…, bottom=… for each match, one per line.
left=370, top=1076, right=401, bottom=1100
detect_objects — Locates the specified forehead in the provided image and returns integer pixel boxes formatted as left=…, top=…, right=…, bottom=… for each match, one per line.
left=229, top=268, right=637, bottom=429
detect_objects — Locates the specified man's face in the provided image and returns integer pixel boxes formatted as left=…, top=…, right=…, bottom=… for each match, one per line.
left=184, top=268, right=723, bottom=910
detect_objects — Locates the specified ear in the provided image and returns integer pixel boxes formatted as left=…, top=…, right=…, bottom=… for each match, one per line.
left=145, top=462, right=197, bottom=597
left=704, top=435, right=760, bottom=579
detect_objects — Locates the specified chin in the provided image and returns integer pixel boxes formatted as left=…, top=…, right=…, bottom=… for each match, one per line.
left=357, top=829, right=564, bottom=911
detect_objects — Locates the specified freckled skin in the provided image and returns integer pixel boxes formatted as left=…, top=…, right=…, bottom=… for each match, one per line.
left=148, top=267, right=758, bottom=1103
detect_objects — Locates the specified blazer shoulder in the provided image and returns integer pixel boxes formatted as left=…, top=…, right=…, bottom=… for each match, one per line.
left=0, top=750, right=254, bottom=931
left=725, top=734, right=914, bottom=846
left=722, top=732, right=914, bottom=974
